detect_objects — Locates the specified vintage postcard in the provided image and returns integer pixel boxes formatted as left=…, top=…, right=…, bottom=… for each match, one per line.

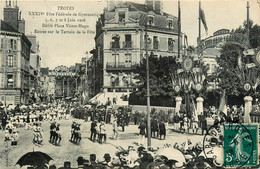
left=0, top=0, right=260, bottom=168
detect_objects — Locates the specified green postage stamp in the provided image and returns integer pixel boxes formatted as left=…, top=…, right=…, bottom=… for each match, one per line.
left=223, top=123, right=258, bottom=167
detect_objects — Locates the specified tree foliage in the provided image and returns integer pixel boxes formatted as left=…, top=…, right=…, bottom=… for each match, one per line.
left=133, top=54, right=178, bottom=99
left=213, top=43, right=244, bottom=96
left=212, top=20, right=260, bottom=99
left=235, top=19, right=260, bottom=48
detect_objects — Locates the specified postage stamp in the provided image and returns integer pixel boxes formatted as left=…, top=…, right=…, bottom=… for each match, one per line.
left=223, top=123, right=258, bottom=167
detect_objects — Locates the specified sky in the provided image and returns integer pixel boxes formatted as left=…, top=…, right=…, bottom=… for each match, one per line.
left=1, top=0, right=260, bottom=69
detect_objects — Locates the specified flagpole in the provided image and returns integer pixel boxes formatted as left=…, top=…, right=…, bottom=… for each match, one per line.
left=178, top=0, right=181, bottom=58
left=198, top=1, right=201, bottom=42
left=246, top=1, right=250, bottom=49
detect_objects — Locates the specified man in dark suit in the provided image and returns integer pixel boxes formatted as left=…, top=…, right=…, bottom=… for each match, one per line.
left=151, top=117, right=159, bottom=138
left=159, top=121, right=166, bottom=140
left=90, top=120, right=97, bottom=141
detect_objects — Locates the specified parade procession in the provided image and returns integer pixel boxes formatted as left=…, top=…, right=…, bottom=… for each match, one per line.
left=1, top=0, right=260, bottom=168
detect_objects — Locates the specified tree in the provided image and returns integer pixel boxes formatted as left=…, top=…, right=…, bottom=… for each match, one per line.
left=210, top=20, right=260, bottom=105
left=213, top=43, right=244, bottom=97
left=130, top=54, right=178, bottom=106
left=235, top=19, right=260, bottom=48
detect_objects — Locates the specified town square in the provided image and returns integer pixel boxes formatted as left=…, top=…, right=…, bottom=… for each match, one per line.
left=0, top=0, right=260, bottom=168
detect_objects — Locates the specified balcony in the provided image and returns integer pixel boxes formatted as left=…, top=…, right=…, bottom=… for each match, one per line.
left=123, top=41, right=133, bottom=48
left=110, top=42, right=120, bottom=49
left=106, top=62, right=138, bottom=70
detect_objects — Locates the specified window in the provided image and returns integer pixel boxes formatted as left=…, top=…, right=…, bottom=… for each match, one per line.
left=168, top=38, right=175, bottom=51
left=124, top=34, right=132, bottom=48
left=118, top=11, right=125, bottom=22
left=153, top=36, right=159, bottom=50
left=111, top=35, right=120, bottom=48
left=10, top=39, right=17, bottom=50
left=7, top=74, right=14, bottom=88
left=168, top=20, right=173, bottom=28
left=125, top=54, right=131, bottom=66
left=7, top=55, right=14, bottom=67
left=144, top=35, right=151, bottom=49
left=148, top=16, right=154, bottom=26
left=110, top=76, right=116, bottom=86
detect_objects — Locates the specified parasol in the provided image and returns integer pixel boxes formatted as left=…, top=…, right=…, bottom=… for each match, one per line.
left=16, top=151, right=53, bottom=167
left=157, top=148, right=186, bottom=168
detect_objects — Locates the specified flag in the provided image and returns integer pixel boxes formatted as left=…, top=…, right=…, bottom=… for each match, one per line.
left=200, top=7, right=208, bottom=33
left=219, top=90, right=227, bottom=115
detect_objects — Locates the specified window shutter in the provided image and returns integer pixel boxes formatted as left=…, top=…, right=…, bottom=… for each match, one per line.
left=13, top=55, right=17, bottom=67
left=1, top=73, right=4, bottom=88
left=3, top=39, right=7, bottom=49
left=13, top=74, right=16, bottom=88
left=2, top=53, right=4, bottom=67
left=6, top=55, right=8, bottom=67
left=14, top=40, right=17, bottom=51
left=1, top=39, right=3, bottom=49
left=7, top=39, right=10, bottom=50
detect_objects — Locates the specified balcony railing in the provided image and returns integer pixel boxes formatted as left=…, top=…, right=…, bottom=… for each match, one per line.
left=106, top=62, right=138, bottom=70
left=110, top=42, right=120, bottom=49
left=123, top=41, right=133, bottom=48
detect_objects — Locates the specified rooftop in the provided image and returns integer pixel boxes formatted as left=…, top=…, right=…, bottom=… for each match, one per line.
left=0, top=20, right=19, bottom=33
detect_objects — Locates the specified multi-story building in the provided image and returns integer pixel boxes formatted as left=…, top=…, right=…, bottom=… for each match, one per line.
left=0, top=2, right=32, bottom=106
left=28, top=35, right=41, bottom=103
left=48, top=65, right=77, bottom=99
left=92, top=0, right=180, bottom=105
left=39, top=67, right=50, bottom=103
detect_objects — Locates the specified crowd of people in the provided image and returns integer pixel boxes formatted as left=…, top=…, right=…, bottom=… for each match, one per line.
left=44, top=140, right=219, bottom=169
left=0, top=100, right=256, bottom=169
left=0, top=102, right=71, bottom=147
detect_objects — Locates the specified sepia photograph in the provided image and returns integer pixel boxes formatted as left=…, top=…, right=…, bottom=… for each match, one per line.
left=0, top=0, right=260, bottom=168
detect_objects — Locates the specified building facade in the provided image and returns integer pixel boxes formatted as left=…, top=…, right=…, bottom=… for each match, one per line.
left=93, top=0, right=180, bottom=105
left=28, top=35, right=41, bottom=103
left=0, top=2, right=32, bottom=106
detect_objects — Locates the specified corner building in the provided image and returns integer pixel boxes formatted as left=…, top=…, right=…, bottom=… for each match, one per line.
left=0, top=2, right=31, bottom=105
left=93, top=0, right=181, bottom=105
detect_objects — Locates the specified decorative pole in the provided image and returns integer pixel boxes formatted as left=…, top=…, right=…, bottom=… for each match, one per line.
left=246, top=1, right=250, bottom=49
left=198, top=1, right=201, bottom=42
left=145, top=13, right=151, bottom=148
left=178, top=0, right=181, bottom=58
left=244, top=1, right=252, bottom=123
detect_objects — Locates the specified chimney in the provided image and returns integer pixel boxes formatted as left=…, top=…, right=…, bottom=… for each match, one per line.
left=108, top=0, right=116, bottom=11
left=154, top=0, right=163, bottom=14
left=18, top=11, right=25, bottom=34
left=18, top=19, right=25, bottom=34
left=4, top=1, right=19, bottom=30
left=146, top=0, right=154, bottom=10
